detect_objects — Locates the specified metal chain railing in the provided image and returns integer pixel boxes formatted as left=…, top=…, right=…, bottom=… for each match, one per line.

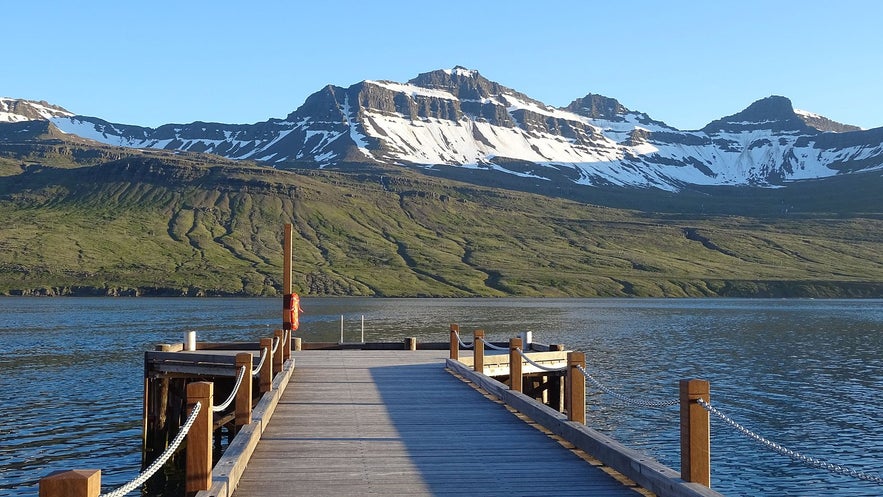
left=453, top=331, right=474, bottom=349
left=99, top=401, right=202, bottom=497
left=251, top=347, right=268, bottom=377
left=697, top=399, right=883, bottom=485
left=576, top=365, right=679, bottom=408
left=478, top=337, right=508, bottom=351
left=212, top=365, right=247, bottom=413
left=515, top=347, right=566, bottom=372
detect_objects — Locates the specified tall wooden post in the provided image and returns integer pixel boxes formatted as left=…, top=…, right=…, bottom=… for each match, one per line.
left=473, top=329, right=485, bottom=373
left=509, top=338, right=523, bottom=392
left=39, top=469, right=101, bottom=497
left=273, top=330, right=284, bottom=375
left=449, top=324, right=460, bottom=360
left=680, top=379, right=711, bottom=487
left=235, top=353, right=253, bottom=431
left=259, top=337, right=273, bottom=393
left=282, top=224, right=293, bottom=332
left=566, top=351, right=586, bottom=424
left=186, top=381, right=213, bottom=496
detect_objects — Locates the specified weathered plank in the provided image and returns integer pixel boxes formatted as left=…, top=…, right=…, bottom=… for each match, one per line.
left=232, top=350, right=643, bottom=497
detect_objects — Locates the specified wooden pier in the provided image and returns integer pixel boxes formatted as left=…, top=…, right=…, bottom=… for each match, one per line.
left=38, top=225, right=726, bottom=497
left=232, top=349, right=643, bottom=496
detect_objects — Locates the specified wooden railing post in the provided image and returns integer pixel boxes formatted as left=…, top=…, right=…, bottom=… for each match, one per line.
left=473, top=329, right=485, bottom=373
left=186, top=381, right=213, bottom=496
left=235, top=352, right=253, bottom=431
left=680, top=379, right=711, bottom=487
left=509, top=337, right=523, bottom=392
left=259, top=337, right=273, bottom=393
left=283, top=328, right=292, bottom=362
left=449, top=324, right=460, bottom=360
left=39, top=469, right=101, bottom=497
left=273, top=330, right=284, bottom=375
left=565, top=351, right=586, bottom=424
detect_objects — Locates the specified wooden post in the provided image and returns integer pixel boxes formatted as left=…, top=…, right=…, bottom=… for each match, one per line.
left=283, top=328, right=292, bottom=362
left=186, top=381, right=213, bottom=496
left=273, top=330, right=284, bottom=375
left=259, top=337, right=273, bottom=393
left=473, top=329, right=485, bottom=373
left=509, top=337, right=523, bottom=392
left=566, top=351, right=586, bottom=424
left=680, top=379, right=711, bottom=487
left=404, top=337, right=417, bottom=350
left=294, top=336, right=302, bottom=351
left=235, top=353, right=253, bottom=431
left=282, top=223, right=293, bottom=331
left=39, top=469, right=101, bottom=497
left=449, top=324, right=459, bottom=360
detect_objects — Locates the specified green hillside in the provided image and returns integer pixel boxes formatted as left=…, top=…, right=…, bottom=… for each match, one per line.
left=0, top=149, right=881, bottom=297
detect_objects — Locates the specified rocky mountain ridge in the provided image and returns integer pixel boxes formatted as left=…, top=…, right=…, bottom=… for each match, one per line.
left=3, top=67, right=881, bottom=191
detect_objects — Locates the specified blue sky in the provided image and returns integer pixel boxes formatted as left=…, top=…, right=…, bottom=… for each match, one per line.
left=6, top=1, right=881, bottom=130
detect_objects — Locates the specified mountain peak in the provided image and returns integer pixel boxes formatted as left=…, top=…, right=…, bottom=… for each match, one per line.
left=1, top=98, right=73, bottom=123
left=565, top=94, right=629, bottom=120
left=702, top=95, right=809, bottom=133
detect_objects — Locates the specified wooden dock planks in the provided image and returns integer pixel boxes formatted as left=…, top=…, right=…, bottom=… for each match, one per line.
left=232, top=350, right=643, bottom=496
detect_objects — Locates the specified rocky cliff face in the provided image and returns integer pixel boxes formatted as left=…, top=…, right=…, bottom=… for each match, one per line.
left=3, top=68, right=881, bottom=191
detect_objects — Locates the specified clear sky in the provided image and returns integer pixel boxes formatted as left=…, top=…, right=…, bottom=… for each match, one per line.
left=5, top=1, right=881, bottom=130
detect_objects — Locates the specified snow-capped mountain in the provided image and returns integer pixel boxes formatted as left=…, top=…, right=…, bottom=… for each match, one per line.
left=1, top=98, right=73, bottom=122
left=5, top=67, right=882, bottom=191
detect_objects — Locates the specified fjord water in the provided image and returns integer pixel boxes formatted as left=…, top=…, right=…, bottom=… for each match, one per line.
left=1, top=298, right=880, bottom=496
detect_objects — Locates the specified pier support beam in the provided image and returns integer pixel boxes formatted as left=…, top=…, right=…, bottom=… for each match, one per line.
left=566, top=351, right=586, bottom=424
left=680, top=379, right=711, bottom=487
left=259, top=337, right=273, bottom=393
left=449, top=324, right=460, bottom=360
left=509, top=337, right=523, bottom=392
left=235, top=352, right=253, bottom=431
left=273, top=330, right=284, bottom=375
left=186, top=381, right=213, bottom=496
left=473, top=329, right=485, bottom=373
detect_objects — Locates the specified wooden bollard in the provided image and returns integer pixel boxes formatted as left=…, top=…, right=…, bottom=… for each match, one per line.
left=449, top=324, right=460, bottom=360
left=509, top=337, right=523, bottom=392
left=473, top=330, right=485, bottom=373
left=680, top=379, right=711, bottom=487
left=404, top=337, right=417, bottom=350
left=259, top=337, right=273, bottom=393
left=186, top=381, right=213, bottom=496
left=235, top=352, right=253, bottom=431
left=273, top=330, right=284, bottom=375
left=565, top=351, right=586, bottom=424
left=294, top=336, right=302, bottom=351
left=39, top=469, right=101, bottom=497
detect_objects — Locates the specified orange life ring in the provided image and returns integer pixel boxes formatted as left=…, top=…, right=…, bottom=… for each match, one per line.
left=284, top=293, right=301, bottom=331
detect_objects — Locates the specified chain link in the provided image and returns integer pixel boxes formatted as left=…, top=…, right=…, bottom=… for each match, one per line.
left=576, top=365, right=679, bottom=408
left=697, top=399, right=883, bottom=485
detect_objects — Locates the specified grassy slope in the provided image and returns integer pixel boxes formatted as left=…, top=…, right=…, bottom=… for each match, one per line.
left=0, top=153, right=881, bottom=297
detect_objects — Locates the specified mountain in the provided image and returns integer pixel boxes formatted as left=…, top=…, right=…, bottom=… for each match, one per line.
left=4, top=67, right=880, bottom=193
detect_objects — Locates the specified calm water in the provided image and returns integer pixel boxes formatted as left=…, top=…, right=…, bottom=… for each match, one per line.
left=1, top=298, right=881, bottom=496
